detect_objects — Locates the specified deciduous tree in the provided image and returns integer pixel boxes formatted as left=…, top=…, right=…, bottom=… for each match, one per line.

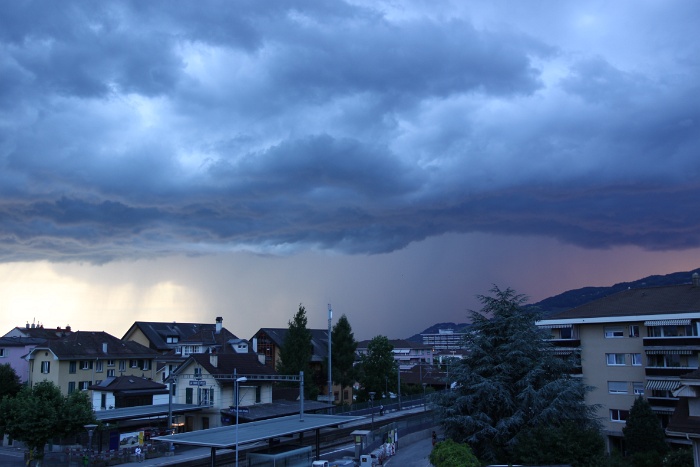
left=357, top=335, right=396, bottom=401
left=429, top=439, right=480, bottom=467
left=0, top=363, right=22, bottom=402
left=0, top=381, right=96, bottom=464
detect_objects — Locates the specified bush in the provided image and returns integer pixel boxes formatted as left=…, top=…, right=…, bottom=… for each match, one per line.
left=662, top=447, right=693, bottom=467
left=429, top=438, right=480, bottom=467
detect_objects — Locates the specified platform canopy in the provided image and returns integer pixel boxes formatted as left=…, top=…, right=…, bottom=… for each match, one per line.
left=151, top=413, right=365, bottom=449
left=94, top=403, right=202, bottom=423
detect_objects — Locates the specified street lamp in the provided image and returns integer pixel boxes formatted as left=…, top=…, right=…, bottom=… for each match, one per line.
left=235, top=376, right=247, bottom=467
left=369, top=391, right=376, bottom=431
left=84, top=424, right=98, bottom=452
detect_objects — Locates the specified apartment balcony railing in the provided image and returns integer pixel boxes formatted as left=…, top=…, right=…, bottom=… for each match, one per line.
left=643, top=337, right=700, bottom=348
left=549, top=339, right=581, bottom=348
left=646, top=396, right=679, bottom=408
left=645, top=367, right=698, bottom=377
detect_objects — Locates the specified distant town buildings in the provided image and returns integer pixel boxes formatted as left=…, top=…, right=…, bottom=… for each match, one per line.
left=421, top=328, right=468, bottom=351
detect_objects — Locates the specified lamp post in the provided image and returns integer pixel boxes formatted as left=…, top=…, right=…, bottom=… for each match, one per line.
left=397, top=363, right=402, bottom=410
left=369, top=391, right=376, bottom=431
left=235, top=376, right=247, bottom=467
left=84, top=424, right=98, bottom=452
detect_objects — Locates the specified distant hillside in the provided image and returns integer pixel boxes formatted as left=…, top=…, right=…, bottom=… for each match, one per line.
left=406, top=268, right=700, bottom=341
left=532, top=268, right=700, bottom=317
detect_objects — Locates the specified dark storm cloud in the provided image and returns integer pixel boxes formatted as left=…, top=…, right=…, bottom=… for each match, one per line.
left=1, top=0, right=699, bottom=263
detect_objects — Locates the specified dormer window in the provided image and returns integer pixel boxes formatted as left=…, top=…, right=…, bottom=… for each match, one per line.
left=166, top=336, right=179, bottom=344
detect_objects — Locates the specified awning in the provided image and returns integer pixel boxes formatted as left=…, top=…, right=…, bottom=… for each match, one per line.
left=651, top=406, right=676, bottom=415
left=645, top=349, right=693, bottom=355
left=644, top=319, right=691, bottom=326
left=646, top=380, right=680, bottom=391
left=538, top=324, right=573, bottom=329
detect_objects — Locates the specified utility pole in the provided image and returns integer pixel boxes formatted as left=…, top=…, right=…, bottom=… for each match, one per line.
left=327, top=304, right=333, bottom=408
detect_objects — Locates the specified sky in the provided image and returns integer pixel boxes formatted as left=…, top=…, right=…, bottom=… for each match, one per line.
left=1, top=1, right=699, bottom=342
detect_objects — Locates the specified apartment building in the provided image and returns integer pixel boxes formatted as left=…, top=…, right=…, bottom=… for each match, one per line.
left=25, top=330, right=160, bottom=395
left=538, top=273, right=700, bottom=452
left=421, top=328, right=468, bottom=351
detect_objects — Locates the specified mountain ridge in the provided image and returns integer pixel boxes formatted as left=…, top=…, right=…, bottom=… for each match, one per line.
left=406, top=268, right=700, bottom=342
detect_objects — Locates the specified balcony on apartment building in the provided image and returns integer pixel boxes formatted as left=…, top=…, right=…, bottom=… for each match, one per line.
left=539, top=324, right=582, bottom=374
left=642, top=319, right=700, bottom=349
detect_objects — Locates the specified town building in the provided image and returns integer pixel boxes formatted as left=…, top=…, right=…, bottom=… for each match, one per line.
left=24, top=330, right=160, bottom=395
left=421, top=328, right=469, bottom=351
left=169, top=352, right=279, bottom=431
left=251, top=327, right=344, bottom=402
left=0, top=336, right=47, bottom=383
left=537, top=273, right=700, bottom=452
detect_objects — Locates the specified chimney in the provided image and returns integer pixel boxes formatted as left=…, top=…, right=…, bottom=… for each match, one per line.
left=693, top=272, right=700, bottom=287
left=66, top=325, right=71, bottom=332
left=253, top=337, right=258, bottom=354
left=215, top=317, right=223, bottom=334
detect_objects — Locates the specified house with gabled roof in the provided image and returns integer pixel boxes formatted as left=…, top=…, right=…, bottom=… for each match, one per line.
left=170, top=352, right=278, bottom=431
left=25, top=330, right=160, bottom=396
left=537, top=272, right=700, bottom=453
left=0, top=336, right=47, bottom=383
left=251, top=327, right=340, bottom=400
left=122, top=317, right=247, bottom=384
left=122, top=317, right=237, bottom=354
left=4, top=322, right=74, bottom=340
left=252, top=327, right=330, bottom=370
left=88, top=375, right=169, bottom=411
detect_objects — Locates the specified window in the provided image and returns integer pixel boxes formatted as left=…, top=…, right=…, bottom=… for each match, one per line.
left=605, top=327, right=624, bottom=338
left=610, top=409, right=629, bottom=422
left=194, top=367, right=202, bottom=377
left=142, top=360, right=150, bottom=371
left=560, top=327, right=572, bottom=339
left=95, top=361, right=103, bottom=373
left=79, top=381, right=90, bottom=391
left=107, top=369, right=115, bottom=377
left=119, top=360, right=126, bottom=371
left=68, top=382, right=76, bottom=394
left=107, top=359, right=115, bottom=367
left=606, top=353, right=626, bottom=365
left=186, top=388, right=193, bottom=404
left=629, top=325, right=640, bottom=337
left=69, top=361, right=77, bottom=374
left=0, top=348, right=5, bottom=357
left=129, top=359, right=138, bottom=368
left=166, top=336, right=179, bottom=344
left=41, top=361, right=50, bottom=373
left=608, top=381, right=628, bottom=394
left=633, top=382, right=645, bottom=395
left=199, top=388, right=214, bottom=406
left=631, top=353, right=643, bottom=366
left=80, top=360, right=93, bottom=370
